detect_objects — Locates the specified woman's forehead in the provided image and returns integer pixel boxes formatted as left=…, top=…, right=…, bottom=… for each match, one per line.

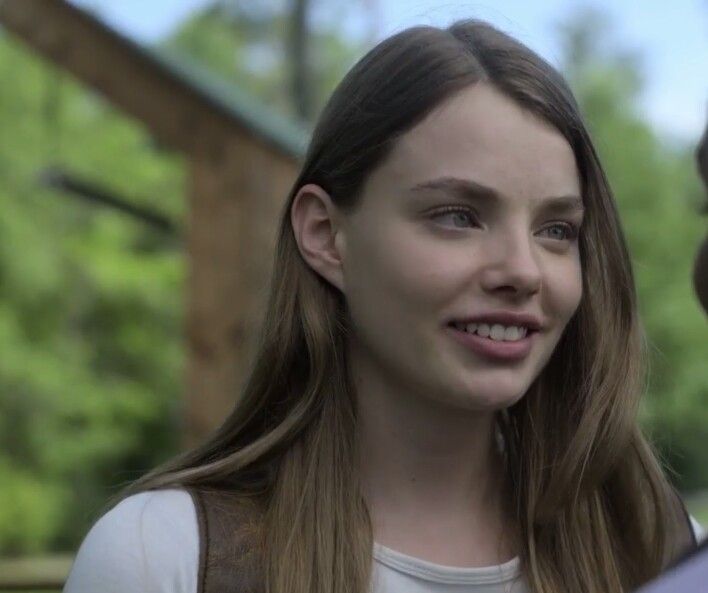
left=368, top=85, right=581, bottom=202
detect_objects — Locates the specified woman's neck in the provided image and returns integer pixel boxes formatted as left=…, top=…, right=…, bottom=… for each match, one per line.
left=354, top=368, right=518, bottom=566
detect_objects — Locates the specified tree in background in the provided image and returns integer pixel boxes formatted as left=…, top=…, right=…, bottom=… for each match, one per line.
left=0, top=3, right=705, bottom=556
left=161, top=0, right=369, bottom=125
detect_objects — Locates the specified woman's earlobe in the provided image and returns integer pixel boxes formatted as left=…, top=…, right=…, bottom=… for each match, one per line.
left=332, top=229, right=347, bottom=293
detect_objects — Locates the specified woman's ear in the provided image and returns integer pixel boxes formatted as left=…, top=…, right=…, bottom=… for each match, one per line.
left=290, top=183, right=347, bottom=293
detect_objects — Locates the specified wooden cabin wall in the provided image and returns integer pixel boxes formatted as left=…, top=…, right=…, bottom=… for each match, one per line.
left=186, top=134, right=299, bottom=447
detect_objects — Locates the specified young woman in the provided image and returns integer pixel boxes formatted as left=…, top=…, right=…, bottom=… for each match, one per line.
left=64, top=18, right=704, bottom=593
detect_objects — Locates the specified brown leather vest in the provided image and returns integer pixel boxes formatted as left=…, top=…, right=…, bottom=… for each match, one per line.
left=185, top=486, right=697, bottom=593
left=187, top=487, right=265, bottom=593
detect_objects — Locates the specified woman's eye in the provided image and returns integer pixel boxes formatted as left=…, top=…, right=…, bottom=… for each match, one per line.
left=429, top=209, right=580, bottom=241
left=538, top=222, right=579, bottom=241
left=430, top=207, right=478, bottom=229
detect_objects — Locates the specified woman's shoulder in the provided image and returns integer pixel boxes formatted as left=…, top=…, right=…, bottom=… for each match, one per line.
left=63, top=488, right=199, bottom=593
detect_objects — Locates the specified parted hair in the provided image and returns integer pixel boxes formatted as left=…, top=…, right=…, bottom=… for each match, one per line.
left=114, top=19, right=694, bottom=593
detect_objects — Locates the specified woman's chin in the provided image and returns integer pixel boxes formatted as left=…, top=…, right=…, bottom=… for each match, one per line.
left=447, top=383, right=528, bottom=412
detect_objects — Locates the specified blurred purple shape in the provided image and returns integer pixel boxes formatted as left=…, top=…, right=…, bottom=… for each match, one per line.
left=636, top=540, right=708, bottom=592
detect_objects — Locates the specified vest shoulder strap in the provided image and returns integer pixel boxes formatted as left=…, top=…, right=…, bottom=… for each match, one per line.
left=186, top=486, right=265, bottom=593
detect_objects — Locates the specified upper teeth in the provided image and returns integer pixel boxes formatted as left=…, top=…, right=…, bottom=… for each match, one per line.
left=453, top=322, right=528, bottom=341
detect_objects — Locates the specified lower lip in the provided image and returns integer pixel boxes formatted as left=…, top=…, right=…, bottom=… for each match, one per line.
left=445, top=325, right=536, bottom=362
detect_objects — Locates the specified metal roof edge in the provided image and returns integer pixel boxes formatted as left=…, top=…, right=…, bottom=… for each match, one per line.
left=69, top=1, right=310, bottom=159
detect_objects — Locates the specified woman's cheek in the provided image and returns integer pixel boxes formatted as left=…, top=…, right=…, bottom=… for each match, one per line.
left=550, top=259, right=583, bottom=321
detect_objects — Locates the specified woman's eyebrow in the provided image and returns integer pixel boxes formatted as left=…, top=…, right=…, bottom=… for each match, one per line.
left=408, top=176, right=585, bottom=214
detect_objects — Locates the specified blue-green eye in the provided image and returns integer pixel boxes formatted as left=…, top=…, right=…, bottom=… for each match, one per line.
left=429, top=207, right=580, bottom=241
left=430, top=206, right=478, bottom=228
left=538, top=223, right=579, bottom=241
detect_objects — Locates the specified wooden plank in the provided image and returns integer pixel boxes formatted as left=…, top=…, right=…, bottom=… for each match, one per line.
left=0, top=0, right=203, bottom=151
left=0, top=0, right=306, bottom=158
left=184, top=136, right=298, bottom=445
left=0, top=554, right=72, bottom=590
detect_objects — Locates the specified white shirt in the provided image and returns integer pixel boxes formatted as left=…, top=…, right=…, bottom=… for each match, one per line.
left=63, top=488, right=706, bottom=593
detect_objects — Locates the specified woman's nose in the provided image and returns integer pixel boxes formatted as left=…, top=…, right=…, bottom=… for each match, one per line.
left=478, top=230, right=543, bottom=297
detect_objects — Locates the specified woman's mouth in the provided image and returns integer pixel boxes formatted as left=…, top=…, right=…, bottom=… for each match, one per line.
left=446, top=322, right=538, bottom=361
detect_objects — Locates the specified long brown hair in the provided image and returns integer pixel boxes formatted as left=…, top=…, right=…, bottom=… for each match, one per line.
left=115, top=19, right=694, bottom=593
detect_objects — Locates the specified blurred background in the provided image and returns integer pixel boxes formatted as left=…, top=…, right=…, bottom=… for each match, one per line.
left=0, top=0, right=706, bottom=589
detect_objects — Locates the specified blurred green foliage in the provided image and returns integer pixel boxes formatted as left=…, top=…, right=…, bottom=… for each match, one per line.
left=0, top=3, right=706, bottom=557
left=0, top=31, right=185, bottom=554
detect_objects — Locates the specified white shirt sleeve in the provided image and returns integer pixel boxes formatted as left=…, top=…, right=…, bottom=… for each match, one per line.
left=62, top=488, right=199, bottom=593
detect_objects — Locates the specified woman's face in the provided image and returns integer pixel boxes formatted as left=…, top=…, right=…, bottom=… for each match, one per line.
left=331, top=83, right=583, bottom=412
